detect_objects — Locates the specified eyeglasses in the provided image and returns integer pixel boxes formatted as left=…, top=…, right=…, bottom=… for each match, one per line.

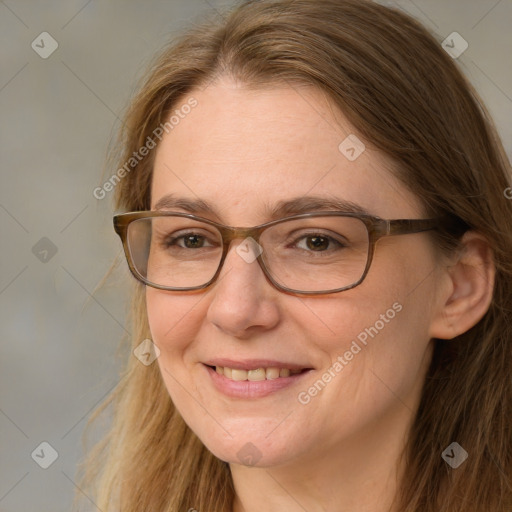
left=113, top=211, right=440, bottom=295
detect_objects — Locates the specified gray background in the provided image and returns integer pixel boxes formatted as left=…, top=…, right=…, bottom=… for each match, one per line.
left=1, top=1, right=511, bottom=510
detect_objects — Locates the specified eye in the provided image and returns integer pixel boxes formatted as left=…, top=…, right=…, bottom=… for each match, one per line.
left=293, top=233, right=345, bottom=252
left=164, top=232, right=216, bottom=249
left=302, top=235, right=330, bottom=251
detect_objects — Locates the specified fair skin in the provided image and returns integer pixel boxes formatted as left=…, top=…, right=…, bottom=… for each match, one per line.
left=146, top=77, right=494, bottom=512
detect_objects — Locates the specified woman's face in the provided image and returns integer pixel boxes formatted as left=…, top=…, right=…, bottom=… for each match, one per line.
left=147, top=78, right=444, bottom=467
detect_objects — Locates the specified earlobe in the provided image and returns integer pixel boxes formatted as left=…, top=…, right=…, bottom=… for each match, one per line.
left=429, top=232, right=495, bottom=340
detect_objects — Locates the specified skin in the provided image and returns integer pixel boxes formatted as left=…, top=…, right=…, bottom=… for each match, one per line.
left=146, top=77, right=494, bottom=512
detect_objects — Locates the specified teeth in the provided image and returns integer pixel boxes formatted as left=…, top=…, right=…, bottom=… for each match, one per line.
left=214, top=366, right=305, bottom=381
left=248, top=368, right=266, bottom=381
left=266, top=367, right=280, bottom=380
left=232, top=369, right=248, bottom=381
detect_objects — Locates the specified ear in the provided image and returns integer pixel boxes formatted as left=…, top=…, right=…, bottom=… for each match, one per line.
left=429, top=231, right=495, bottom=340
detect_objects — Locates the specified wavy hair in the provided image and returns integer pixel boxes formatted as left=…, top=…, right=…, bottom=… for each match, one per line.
left=78, top=1, right=512, bottom=510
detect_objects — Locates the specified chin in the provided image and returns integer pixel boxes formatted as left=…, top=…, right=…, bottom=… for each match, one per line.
left=192, top=424, right=303, bottom=468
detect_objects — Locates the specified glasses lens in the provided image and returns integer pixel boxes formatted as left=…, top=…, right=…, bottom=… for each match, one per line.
left=124, top=214, right=370, bottom=293
left=126, top=216, right=223, bottom=289
left=260, top=215, right=370, bottom=292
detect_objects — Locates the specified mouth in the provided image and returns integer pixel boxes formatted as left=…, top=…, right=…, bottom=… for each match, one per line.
left=202, top=360, right=314, bottom=399
left=207, top=365, right=310, bottom=381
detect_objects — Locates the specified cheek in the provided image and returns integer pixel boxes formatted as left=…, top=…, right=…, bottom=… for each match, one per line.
left=298, top=246, right=436, bottom=397
left=146, top=288, right=213, bottom=422
left=146, top=288, right=206, bottom=359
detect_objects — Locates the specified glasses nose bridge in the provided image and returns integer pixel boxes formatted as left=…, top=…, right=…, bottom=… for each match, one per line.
left=220, top=225, right=264, bottom=246
left=216, top=225, right=268, bottom=279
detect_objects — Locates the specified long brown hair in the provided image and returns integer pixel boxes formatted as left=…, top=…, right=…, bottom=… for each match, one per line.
left=78, top=1, right=512, bottom=510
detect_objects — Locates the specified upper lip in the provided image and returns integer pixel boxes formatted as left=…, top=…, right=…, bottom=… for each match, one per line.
left=203, top=358, right=314, bottom=371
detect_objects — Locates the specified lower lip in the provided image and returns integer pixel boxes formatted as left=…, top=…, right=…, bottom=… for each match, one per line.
left=204, top=364, right=313, bottom=399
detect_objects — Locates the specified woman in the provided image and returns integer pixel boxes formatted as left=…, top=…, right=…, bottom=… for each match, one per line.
left=80, top=0, right=512, bottom=510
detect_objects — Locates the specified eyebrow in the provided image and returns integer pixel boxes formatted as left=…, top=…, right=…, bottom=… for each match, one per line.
left=152, top=194, right=372, bottom=220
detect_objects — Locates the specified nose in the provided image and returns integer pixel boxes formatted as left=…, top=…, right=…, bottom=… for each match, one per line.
left=206, top=240, right=280, bottom=338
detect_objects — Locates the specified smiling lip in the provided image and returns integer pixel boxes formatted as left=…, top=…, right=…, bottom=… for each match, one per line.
left=202, top=359, right=314, bottom=399
left=203, top=358, right=312, bottom=371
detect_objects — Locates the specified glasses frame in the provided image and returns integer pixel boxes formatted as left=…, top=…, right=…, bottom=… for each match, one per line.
left=113, top=211, right=440, bottom=296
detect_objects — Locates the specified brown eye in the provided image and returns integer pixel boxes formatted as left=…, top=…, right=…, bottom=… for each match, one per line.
left=183, top=234, right=205, bottom=248
left=164, top=232, right=215, bottom=249
left=293, top=233, right=345, bottom=253
left=305, top=235, right=330, bottom=251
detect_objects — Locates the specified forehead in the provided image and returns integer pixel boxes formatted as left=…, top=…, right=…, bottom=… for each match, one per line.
left=151, top=78, right=423, bottom=223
